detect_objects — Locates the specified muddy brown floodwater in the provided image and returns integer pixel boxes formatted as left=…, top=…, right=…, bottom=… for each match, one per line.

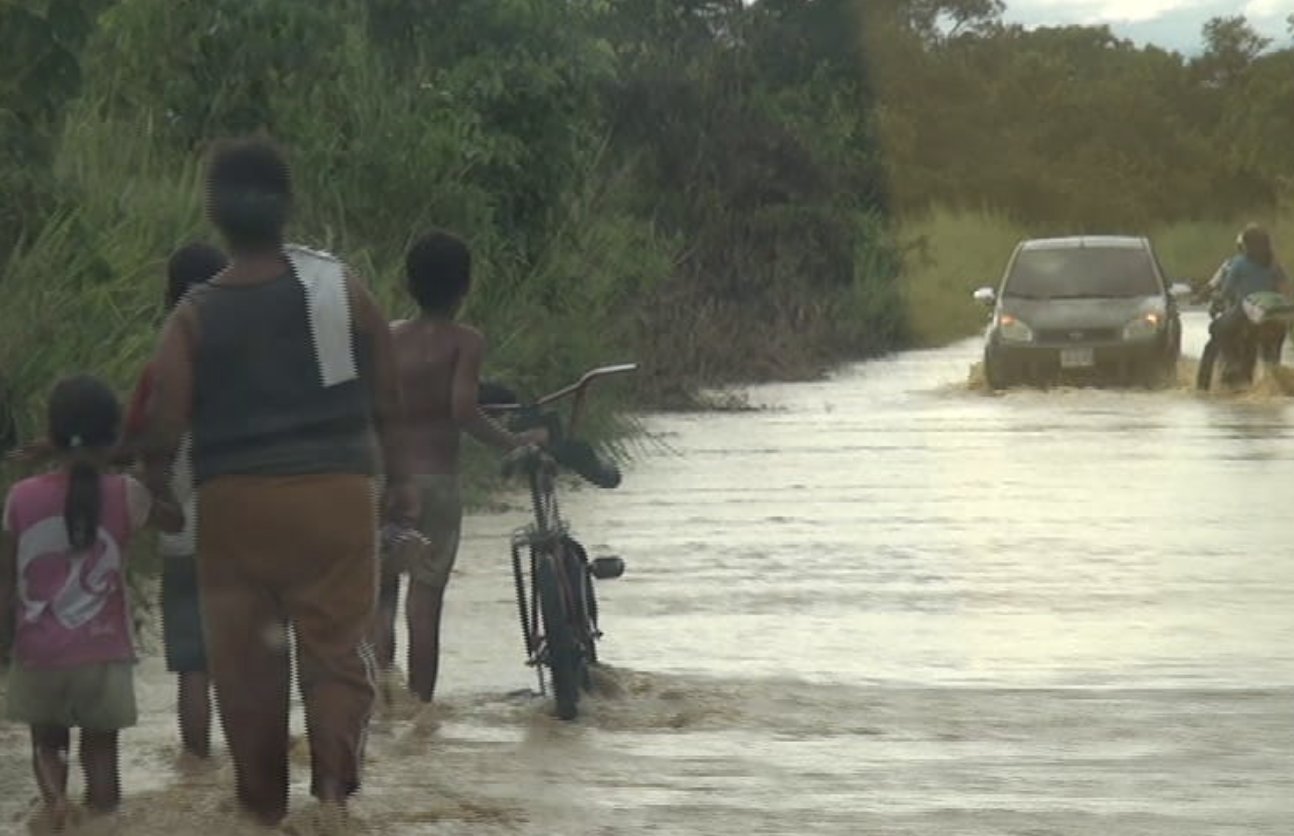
left=3, top=310, right=1293, bottom=835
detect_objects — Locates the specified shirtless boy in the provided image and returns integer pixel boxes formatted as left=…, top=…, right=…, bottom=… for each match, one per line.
left=372, top=232, right=538, bottom=704
left=376, top=230, right=538, bottom=703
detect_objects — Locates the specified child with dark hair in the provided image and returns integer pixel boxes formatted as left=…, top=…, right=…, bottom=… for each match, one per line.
left=165, top=243, right=228, bottom=309
left=375, top=230, right=539, bottom=705
left=121, top=242, right=227, bottom=760
left=0, top=376, right=181, bottom=830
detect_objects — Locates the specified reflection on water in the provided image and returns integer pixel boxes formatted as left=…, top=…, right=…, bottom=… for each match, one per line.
left=2, top=311, right=1293, bottom=834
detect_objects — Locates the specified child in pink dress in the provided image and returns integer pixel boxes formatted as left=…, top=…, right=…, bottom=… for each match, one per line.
left=0, top=375, right=181, bottom=828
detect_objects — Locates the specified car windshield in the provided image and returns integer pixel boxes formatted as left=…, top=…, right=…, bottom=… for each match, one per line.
left=1003, top=246, right=1162, bottom=299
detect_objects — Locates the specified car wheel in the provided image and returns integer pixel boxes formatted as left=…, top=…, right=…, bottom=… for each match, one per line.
left=1139, top=357, right=1173, bottom=389
left=984, top=346, right=1011, bottom=391
left=1159, top=356, right=1178, bottom=387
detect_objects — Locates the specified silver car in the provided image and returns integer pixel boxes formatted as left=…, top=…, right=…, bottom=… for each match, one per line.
left=973, top=236, right=1192, bottom=389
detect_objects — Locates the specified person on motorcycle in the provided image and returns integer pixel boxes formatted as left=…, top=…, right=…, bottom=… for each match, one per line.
left=1197, top=225, right=1290, bottom=389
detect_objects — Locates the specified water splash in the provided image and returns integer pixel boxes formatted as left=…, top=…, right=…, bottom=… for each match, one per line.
left=961, top=355, right=1294, bottom=401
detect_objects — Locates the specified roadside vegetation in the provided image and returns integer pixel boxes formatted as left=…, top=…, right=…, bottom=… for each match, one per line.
left=0, top=0, right=899, bottom=445
left=880, top=3, right=1294, bottom=345
left=902, top=209, right=1294, bottom=347
left=2, top=1, right=1293, bottom=442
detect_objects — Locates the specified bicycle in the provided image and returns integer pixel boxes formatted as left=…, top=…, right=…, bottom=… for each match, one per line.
left=486, top=363, right=637, bottom=720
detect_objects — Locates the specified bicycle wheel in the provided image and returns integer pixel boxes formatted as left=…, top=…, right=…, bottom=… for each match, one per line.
left=583, top=570, right=599, bottom=669
left=536, top=554, right=581, bottom=720
left=1197, top=337, right=1219, bottom=390
left=560, top=536, right=599, bottom=670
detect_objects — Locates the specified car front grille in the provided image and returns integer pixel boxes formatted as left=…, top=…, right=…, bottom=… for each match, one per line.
left=1034, top=327, right=1121, bottom=343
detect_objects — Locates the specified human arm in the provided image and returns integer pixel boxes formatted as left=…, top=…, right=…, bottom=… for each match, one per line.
left=124, top=476, right=183, bottom=535
left=140, top=304, right=195, bottom=509
left=451, top=330, right=532, bottom=451
left=111, top=367, right=155, bottom=466
left=1206, top=259, right=1230, bottom=293
left=346, top=273, right=416, bottom=522
left=1274, top=263, right=1291, bottom=296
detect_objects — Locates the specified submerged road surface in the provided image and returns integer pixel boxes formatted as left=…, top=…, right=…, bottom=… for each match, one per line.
left=2, top=311, right=1292, bottom=835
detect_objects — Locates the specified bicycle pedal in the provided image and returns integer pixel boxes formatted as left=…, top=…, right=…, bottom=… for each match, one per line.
left=590, top=556, right=625, bottom=580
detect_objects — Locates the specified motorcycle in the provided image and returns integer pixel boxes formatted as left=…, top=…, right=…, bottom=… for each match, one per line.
left=1196, top=289, right=1294, bottom=391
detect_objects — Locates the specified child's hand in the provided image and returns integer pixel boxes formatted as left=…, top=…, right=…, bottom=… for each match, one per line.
left=383, top=479, right=421, bottom=528
left=516, top=428, right=549, bottom=448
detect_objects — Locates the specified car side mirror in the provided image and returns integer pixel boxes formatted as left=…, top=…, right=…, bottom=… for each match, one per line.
left=1169, top=282, right=1192, bottom=300
left=972, top=287, right=996, bottom=307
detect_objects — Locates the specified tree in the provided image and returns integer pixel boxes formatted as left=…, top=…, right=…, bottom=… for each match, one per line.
left=0, top=0, right=113, bottom=260
left=1196, top=16, right=1270, bottom=88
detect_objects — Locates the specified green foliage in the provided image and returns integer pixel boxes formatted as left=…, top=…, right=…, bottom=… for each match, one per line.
left=867, top=7, right=1294, bottom=230
left=603, top=0, right=900, bottom=392
left=0, top=0, right=112, bottom=256
left=0, top=0, right=899, bottom=445
left=901, top=207, right=1025, bottom=346
left=1152, top=212, right=1294, bottom=287
left=867, top=5, right=1294, bottom=347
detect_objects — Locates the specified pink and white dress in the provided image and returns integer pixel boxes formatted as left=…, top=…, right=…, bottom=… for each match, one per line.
left=2, top=472, right=151, bottom=669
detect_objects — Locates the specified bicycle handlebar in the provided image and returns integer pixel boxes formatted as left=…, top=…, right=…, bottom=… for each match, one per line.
left=533, top=363, right=638, bottom=408
left=489, top=363, right=637, bottom=489
left=486, top=363, right=637, bottom=409
left=484, top=362, right=636, bottom=437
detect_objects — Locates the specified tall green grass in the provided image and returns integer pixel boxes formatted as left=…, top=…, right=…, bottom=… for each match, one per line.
left=899, top=207, right=1025, bottom=346
left=1151, top=214, right=1294, bottom=288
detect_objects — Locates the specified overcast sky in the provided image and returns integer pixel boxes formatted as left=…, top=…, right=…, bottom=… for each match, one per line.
left=1002, top=0, right=1292, bottom=52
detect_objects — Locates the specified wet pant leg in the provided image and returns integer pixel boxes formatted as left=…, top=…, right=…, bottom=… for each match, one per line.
left=280, top=479, right=378, bottom=799
left=197, top=494, right=291, bottom=823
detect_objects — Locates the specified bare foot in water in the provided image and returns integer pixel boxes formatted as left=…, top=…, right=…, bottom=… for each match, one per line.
left=288, top=734, right=311, bottom=767
left=414, top=701, right=445, bottom=733
left=28, top=798, right=83, bottom=834
left=278, top=800, right=353, bottom=836
left=378, top=667, right=402, bottom=708
left=374, top=669, right=422, bottom=722
left=175, top=749, right=216, bottom=776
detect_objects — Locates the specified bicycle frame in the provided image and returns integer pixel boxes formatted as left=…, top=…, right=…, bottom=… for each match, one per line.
left=499, top=364, right=635, bottom=705
left=509, top=454, right=569, bottom=693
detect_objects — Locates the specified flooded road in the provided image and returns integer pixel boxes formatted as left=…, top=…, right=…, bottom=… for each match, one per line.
left=3, top=310, right=1293, bottom=834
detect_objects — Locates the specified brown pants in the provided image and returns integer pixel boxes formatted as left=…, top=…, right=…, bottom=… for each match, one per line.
left=198, top=474, right=377, bottom=824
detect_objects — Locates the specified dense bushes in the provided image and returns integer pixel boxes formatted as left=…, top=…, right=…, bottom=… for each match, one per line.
left=866, top=5, right=1294, bottom=230
left=0, top=0, right=898, bottom=438
left=6, top=0, right=1291, bottom=430
left=873, top=4, right=1294, bottom=345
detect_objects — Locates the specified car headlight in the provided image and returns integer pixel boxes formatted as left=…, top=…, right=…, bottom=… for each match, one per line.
left=1123, top=312, right=1163, bottom=340
left=997, top=313, right=1033, bottom=342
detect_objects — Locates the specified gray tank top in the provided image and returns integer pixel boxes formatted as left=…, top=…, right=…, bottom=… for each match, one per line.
left=188, top=255, right=378, bottom=484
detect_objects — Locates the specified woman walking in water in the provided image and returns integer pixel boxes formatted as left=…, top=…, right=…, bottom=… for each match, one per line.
left=142, top=138, right=415, bottom=830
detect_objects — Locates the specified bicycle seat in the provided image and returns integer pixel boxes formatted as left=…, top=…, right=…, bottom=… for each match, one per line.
left=551, top=438, right=621, bottom=488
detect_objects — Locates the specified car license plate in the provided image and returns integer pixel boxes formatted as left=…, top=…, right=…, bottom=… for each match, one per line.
left=1060, top=348, right=1094, bottom=368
